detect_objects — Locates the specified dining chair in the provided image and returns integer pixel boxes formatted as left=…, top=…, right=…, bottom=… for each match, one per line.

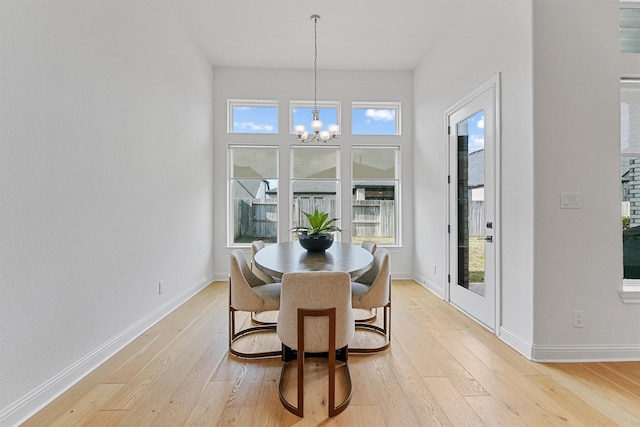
left=277, top=271, right=354, bottom=418
left=251, top=240, right=277, bottom=284
left=228, top=249, right=281, bottom=358
left=250, top=241, right=279, bottom=326
left=361, top=240, right=378, bottom=254
left=350, top=247, right=391, bottom=353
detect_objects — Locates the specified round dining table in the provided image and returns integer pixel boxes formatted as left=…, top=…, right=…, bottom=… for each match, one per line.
left=254, top=241, right=374, bottom=279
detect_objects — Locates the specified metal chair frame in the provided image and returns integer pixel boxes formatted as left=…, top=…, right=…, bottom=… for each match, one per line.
left=278, top=307, right=352, bottom=417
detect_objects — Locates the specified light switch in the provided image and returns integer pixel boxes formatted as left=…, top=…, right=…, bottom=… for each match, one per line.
left=561, top=193, right=582, bottom=209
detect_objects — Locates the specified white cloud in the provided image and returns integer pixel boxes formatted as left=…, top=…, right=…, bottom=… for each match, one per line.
left=477, top=117, right=484, bottom=129
left=365, top=109, right=395, bottom=122
left=469, top=135, right=484, bottom=152
left=235, top=121, right=275, bottom=132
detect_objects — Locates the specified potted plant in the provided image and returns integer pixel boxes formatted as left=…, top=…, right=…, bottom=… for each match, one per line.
left=291, top=208, right=342, bottom=252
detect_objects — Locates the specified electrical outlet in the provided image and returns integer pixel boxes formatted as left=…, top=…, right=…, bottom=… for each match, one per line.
left=572, top=310, right=584, bottom=328
left=158, top=281, right=165, bottom=295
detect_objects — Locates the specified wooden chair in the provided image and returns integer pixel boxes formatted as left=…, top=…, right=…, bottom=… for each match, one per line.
left=228, top=249, right=281, bottom=358
left=277, top=271, right=354, bottom=417
left=351, top=247, right=391, bottom=353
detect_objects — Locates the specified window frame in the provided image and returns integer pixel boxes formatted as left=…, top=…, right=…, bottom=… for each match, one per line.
left=290, top=145, right=342, bottom=241
left=227, top=99, right=279, bottom=134
left=620, top=78, right=640, bottom=302
left=351, top=145, right=401, bottom=247
left=227, top=144, right=279, bottom=247
left=351, top=101, right=402, bottom=136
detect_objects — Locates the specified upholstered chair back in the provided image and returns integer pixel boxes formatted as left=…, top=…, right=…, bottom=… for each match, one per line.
left=277, top=271, right=354, bottom=353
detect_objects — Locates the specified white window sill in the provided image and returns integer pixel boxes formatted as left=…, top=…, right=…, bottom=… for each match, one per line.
left=620, top=281, right=640, bottom=303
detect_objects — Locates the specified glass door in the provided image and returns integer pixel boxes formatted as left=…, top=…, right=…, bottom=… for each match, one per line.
left=448, top=84, right=497, bottom=331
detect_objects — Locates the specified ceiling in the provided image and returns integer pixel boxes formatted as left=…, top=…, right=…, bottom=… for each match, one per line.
left=173, top=0, right=467, bottom=71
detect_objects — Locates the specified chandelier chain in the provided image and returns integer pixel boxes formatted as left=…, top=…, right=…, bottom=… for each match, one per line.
left=313, top=15, right=318, bottom=110
left=294, top=14, right=338, bottom=143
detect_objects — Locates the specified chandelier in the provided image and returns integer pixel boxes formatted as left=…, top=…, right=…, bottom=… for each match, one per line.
left=294, top=14, right=339, bottom=143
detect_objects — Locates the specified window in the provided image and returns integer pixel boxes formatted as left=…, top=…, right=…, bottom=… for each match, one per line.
left=351, top=102, right=401, bottom=135
left=352, top=147, right=400, bottom=245
left=228, top=146, right=278, bottom=245
left=227, top=100, right=278, bottom=134
left=620, top=80, right=640, bottom=301
left=291, top=146, right=340, bottom=239
left=290, top=101, right=340, bottom=134
left=621, top=5, right=640, bottom=53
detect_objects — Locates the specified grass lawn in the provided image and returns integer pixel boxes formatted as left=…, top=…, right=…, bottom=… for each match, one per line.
left=469, top=237, right=485, bottom=283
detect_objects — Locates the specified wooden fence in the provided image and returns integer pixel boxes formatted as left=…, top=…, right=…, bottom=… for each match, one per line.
left=468, top=201, right=484, bottom=237
left=234, top=199, right=277, bottom=241
left=352, top=200, right=394, bottom=238
left=234, top=198, right=395, bottom=241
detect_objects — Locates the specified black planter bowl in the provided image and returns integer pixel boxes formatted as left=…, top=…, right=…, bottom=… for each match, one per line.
left=298, top=232, right=334, bottom=252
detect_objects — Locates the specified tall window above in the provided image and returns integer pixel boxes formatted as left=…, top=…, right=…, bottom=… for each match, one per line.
left=351, top=102, right=401, bottom=136
left=290, top=146, right=340, bottom=239
left=229, top=146, right=278, bottom=245
left=352, top=147, right=400, bottom=245
left=621, top=81, right=640, bottom=280
left=228, top=100, right=279, bottom=134
left=290, top=101, right=340, bottom=134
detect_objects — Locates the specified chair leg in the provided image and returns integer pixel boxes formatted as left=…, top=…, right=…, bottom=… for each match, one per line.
left=229, top=307, right=280, bottom=359
left=278, top=308, right=352, bottom=418
left=349, top=302, right=391, bottom=354
left=251, top=310, right=278, bottom=326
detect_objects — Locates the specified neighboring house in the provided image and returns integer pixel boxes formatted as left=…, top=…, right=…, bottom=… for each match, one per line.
left=468, top=149, right=485, bottom=202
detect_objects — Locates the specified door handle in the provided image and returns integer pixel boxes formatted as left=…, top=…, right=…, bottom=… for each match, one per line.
left=485, top=235, right=493, bottom=243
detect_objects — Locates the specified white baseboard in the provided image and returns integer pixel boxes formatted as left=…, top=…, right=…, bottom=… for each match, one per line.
left=531, top=344, right=640, bottom=362
left=413, top=275, right=446, bottom=299
left=0, top=275, right=213, bottom=427
left=498, top=327, right=533, bottom=359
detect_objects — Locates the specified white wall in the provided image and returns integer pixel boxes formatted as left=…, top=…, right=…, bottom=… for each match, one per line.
left=212, top=67, right=414, bottom=279
left=0, top=1, right=214, bottom=423
left=532, top=0, right=640, bottom=361
left=413, top=1, right=534, bottom=353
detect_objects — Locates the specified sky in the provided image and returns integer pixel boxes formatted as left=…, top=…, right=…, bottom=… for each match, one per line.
left=465, top=110, right=485, bottom=153
left=232, top=105, right=397, bottom=135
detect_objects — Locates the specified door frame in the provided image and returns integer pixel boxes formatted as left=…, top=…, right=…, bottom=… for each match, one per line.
left=445, top=74, right=502, bottom=333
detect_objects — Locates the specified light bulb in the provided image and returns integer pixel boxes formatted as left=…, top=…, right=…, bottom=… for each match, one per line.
left=295, top=125, right=306, bottom=136
left=328, top=124, right=339, bottom=136
left=312, top=120, right=322, bottom=133
left=319, top=130, right=330, bottom=141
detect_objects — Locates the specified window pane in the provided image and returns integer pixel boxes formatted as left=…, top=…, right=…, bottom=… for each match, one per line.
left=353, top=148, right=397, bottom=179
left=291, top=148, right=338, bottom=179
left=620, top=8, right=640, bottom=53
left=621, top=87, right=640, bottom=154
left=231, top=179, right=278, bottom=244
left=352, top=107, right=398, bottom=135
left=352, top=181, right=396, bottom=245
left=231, top=148, right=278, bottom=178
left=623, top=156, right=640, bottom=279
left=229, top=146, right=278, bottom=245
left=229, top=102, right=278, bottom=134
left=352, top=147, right=399, bottom=245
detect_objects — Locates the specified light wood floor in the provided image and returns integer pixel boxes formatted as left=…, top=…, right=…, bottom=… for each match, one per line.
left=23, top=280, right=640, bottom=426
